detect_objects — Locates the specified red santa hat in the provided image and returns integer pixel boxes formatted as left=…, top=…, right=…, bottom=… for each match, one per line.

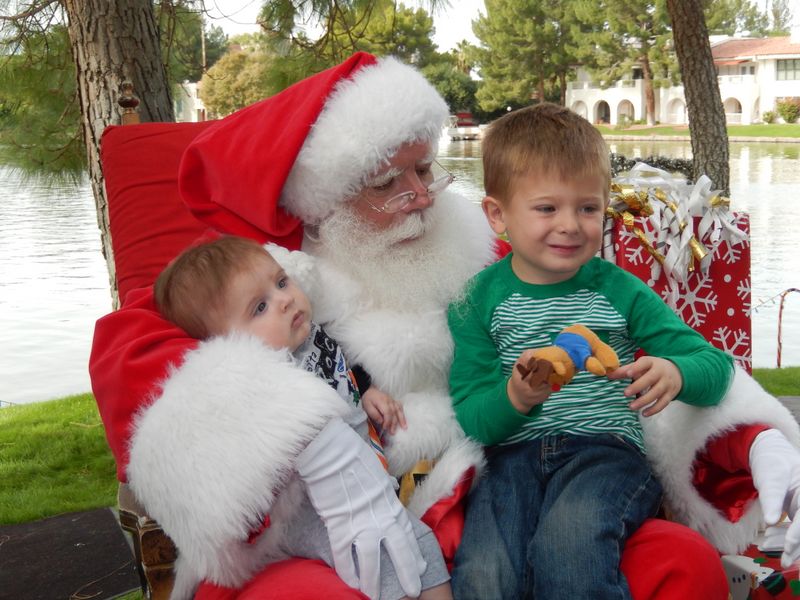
left=179, top=52, right=449, bottom=250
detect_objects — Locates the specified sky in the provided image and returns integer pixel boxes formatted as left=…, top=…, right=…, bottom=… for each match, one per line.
left=202, top=0, right=486, bottom=52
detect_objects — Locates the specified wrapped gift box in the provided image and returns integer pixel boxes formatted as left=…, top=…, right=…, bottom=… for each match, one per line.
left=722, top=524, right=800, bottom=599
left=604, top=165, right=752, bottom=372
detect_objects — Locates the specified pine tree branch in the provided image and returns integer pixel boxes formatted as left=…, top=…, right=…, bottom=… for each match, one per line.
left=0, top=0, right=61, bottom=23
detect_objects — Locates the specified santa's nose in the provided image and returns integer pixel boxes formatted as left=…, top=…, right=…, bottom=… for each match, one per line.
left=403, top=189, right=433, bottom=211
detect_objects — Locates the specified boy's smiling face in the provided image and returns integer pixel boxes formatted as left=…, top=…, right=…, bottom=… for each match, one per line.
left=483, top=170, right=607, bottom=285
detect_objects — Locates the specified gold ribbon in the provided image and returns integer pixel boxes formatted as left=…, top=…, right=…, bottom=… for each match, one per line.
left=612, top=186, right=654, bottom=216
left=609, top=186, right=710, bottom=272
left=398, top=459, right=436, bottom=506
left=688, top=237, right=709, bottom=263
left=606, top=206, right=665, bottom=266
left=609, top=165, right=746, bottom=291
left=709, top=195, right=731, bottom=209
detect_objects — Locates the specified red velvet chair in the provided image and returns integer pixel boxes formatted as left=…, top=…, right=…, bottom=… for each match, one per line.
left=102, top=114, right=370, bottom=600
left=101, top=111, right=220, bottom=597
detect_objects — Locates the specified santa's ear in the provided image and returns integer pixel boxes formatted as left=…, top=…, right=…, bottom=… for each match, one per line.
left=482, top=196, right=507, bottom=235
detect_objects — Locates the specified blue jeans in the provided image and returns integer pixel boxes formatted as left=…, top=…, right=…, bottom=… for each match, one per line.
left=451, top=434, right=663, bottom=600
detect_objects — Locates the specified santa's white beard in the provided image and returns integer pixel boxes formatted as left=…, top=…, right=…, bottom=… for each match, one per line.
left=308, top=192, right=483, bottom=312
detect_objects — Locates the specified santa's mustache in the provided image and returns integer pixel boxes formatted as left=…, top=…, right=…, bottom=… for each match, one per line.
left=317, top=205, right=434, bottom=254
left=378, top=211, right=429, bottom=246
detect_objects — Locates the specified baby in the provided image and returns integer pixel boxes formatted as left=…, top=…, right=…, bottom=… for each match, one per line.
left=154, top=235, right=451, bottom=600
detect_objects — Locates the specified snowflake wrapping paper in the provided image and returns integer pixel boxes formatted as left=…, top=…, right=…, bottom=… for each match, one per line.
left=603, top=164, right=752, bottom=372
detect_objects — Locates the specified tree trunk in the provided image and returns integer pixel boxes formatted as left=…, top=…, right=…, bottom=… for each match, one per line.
left=641, top=56, right=656, bottom=126
left=666, top=0, right=730, bottom=195
left=64, top=0, right=175, bottom=308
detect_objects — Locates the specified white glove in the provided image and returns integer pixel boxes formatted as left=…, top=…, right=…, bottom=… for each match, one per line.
left=749, top=428, right=800, bottom=569
left=297, top=417, right=426, bottom=599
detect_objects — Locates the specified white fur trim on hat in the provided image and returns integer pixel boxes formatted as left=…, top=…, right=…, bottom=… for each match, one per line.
left=281, top=56, right=449, bottom=224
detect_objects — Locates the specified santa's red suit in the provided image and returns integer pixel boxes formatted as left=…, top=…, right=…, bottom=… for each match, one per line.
left=90, top=53, right=800, bottom=599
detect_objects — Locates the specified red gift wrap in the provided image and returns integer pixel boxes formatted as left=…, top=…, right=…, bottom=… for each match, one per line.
left=603, top=167, right=752, bottom=372
left=723, top=543, right=800, bottom=599
left=606, top=213, right=752, bottom=372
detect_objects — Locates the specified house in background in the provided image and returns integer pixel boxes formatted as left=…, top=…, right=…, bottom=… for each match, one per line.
left=174, top=81, right=207, bottom=123
left=566, top=28, right=800, bottom=126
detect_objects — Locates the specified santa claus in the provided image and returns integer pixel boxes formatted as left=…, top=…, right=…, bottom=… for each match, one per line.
left=90, top=52, right=800, bottom=600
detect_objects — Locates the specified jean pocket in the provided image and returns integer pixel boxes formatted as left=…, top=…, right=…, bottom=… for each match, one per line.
left=608, top=433, right=646, bottom=457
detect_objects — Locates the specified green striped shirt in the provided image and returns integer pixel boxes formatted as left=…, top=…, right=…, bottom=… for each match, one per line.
left=448, top=255, right=733, bottom=450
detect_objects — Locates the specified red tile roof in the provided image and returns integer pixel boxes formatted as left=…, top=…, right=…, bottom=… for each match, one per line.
left=712, top=36, right=800, bottom=60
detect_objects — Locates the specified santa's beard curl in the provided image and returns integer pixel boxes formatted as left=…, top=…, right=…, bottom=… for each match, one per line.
left=306, top=190, right=489, bottom=312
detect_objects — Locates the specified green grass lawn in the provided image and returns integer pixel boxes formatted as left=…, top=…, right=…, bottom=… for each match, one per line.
left=0, top=393, right=118, bottom=524
left=596, top=123, right=800, bottom=138
left=753, top=366, right=800, bottom=396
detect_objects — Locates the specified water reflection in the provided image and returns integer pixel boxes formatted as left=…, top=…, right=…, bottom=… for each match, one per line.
left=1, top=139, right=799, bottom=405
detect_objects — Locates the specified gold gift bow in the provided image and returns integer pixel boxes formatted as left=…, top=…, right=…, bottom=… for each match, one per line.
left=608, top=184, right=710, bottom=273
left=605, top=205, right=666, bottom=267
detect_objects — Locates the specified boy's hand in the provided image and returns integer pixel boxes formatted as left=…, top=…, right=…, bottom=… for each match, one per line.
left=607, top=356, right=682, bottom=417
left=362, top=387, right=407, bottom=435
left=508, top=349, right=553, bottom=414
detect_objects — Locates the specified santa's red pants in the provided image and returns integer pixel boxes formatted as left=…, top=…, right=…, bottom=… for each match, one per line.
left=195, top=517, right=727, bottom=599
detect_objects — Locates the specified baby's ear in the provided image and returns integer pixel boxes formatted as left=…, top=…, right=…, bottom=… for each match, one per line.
left=481, top=196, right=508, bottom=236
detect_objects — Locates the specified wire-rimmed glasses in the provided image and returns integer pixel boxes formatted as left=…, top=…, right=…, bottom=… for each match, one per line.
left=362, top=160, right=455, bottom=214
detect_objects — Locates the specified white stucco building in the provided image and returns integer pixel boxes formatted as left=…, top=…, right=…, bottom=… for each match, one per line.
left=566, top=30, right=800, bottom=126
left=174, top=81, right=207, bottom=123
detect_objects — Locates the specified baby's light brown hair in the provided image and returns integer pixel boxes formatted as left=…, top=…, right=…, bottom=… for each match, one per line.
left=482, top=102, right=611, bottom=204
left=154, top=236, right=272, bottom=339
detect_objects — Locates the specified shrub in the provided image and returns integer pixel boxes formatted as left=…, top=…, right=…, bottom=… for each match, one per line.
left=762, top=110, right=776, bottom=124
left=615, top=114, right=633, bottom=130
left=777, top=99, right=800, bottom=124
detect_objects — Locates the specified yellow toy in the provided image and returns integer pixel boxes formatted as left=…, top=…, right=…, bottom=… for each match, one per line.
left=516, top=324, right=620, bottom=391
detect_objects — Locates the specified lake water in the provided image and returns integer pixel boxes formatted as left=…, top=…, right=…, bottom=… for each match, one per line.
left=1, top=138, right=799, bottom=405
left=0, top=169, right=110, bottom=405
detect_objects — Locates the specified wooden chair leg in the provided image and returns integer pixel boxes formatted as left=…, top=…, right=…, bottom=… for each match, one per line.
left=118, top=483, right=177, bottom=599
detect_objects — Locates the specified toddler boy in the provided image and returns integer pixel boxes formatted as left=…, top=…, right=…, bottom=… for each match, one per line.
left=448, top=103, right=733, bottom=600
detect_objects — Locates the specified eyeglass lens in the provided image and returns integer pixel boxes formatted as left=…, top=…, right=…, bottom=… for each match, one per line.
left=379, top=163, right=454, bottom=213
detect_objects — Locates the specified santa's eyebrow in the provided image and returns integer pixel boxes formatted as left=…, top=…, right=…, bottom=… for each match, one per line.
left=365, top=167, right=403, bottom=187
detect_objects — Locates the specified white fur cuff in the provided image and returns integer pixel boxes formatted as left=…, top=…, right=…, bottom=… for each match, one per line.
left=127, top=333, right=349, bottom=588
left=642, top=366, right=800, bottom=553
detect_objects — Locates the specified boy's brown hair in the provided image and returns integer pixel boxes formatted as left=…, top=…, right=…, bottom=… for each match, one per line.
left=482, top=102, right=611, bottom=203
left=154, top=236, right=271, bottom=339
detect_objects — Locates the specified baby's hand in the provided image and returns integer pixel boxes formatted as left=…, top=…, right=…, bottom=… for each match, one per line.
left=508, top=349, right=553, bottom=414
left=607, top=356, right=682, bottom=417
left=362, top=387, right=407, bottom=435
